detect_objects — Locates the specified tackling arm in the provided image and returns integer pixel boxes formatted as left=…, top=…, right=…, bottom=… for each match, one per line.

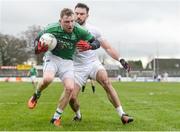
left=101, top=39, right=130, bottom=72
left=100, top=39, right=120, bottom=60
left=88, top=37, right=101, bottom=50
left=76, top=37, right=100, bottom=52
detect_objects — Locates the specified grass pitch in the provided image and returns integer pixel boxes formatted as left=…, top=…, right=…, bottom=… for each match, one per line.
left=0, top=82, right=179, bottom=131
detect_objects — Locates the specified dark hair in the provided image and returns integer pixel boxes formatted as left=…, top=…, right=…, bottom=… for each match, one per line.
left=60, top=8, right=74, bottom=18
left=75, top=3, right=89, bottom=13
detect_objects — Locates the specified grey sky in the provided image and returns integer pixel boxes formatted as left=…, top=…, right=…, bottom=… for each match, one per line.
left=0, top=0, right=180, bottom=63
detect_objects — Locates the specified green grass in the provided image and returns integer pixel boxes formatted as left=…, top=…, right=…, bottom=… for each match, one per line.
left=0, top=82, right=179, bottom=131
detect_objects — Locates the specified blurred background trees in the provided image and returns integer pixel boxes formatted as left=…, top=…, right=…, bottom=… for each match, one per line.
left=0, top=25, right=43, bottom=66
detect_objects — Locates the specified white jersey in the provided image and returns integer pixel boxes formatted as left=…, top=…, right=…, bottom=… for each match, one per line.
left=73, top=23, right=102, bottom=64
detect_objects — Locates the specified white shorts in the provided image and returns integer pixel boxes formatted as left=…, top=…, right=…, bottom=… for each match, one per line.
left=43, top=53, right=74, bottom=81
left=30, top=76, right=36, bottom=82
left=74, top=60, right=105, bottom=87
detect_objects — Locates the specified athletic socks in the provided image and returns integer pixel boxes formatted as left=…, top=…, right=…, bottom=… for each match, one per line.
left=35, top=89, right=41, bottom=98
left=76, top=109, right=81, bottom=118
left=53, top=108, right=63, bottom=119
left=116, top=106, right=125, bottom=117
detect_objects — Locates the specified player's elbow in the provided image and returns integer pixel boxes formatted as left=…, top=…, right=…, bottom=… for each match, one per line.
left=89, top=38, right=101, bottom=50
left=90, top=39, right=100, bottom=50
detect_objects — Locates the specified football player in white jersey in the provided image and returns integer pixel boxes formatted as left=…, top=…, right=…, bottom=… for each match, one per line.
left=70, top=3, right=133, bottom=124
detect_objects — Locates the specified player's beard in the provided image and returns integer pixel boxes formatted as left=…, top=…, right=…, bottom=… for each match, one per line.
left=76, top=19, right=85, bottom=26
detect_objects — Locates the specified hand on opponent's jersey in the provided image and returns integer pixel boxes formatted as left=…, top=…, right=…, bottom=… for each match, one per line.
left=119, top=59, right=131, bottom=72
left=76, top=38, right=101, bottom=52
left=76, top=40, right=92, bottom=52
left=35, top=41, right=48, bottom=54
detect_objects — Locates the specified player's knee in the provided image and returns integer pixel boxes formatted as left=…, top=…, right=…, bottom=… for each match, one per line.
left=64, top=85, right=74, bottom=94
left=63, top=79, right=75, bottom=91
left=99, top=77, right=110, bottom=87
left=64, top=88, right=73, bottom=98
left=97, top=71, right=110, bottom=85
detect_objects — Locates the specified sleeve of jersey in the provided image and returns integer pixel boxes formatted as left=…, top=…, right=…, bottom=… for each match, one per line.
left=36, top=23, right=56, bottom=41
left=79, top=27, right=93, bottom=41
left=77, top=25, right=100, bottom=50
left=94, top=28, right=103, bottom=42
left=34, top=28, right=47, bottom=54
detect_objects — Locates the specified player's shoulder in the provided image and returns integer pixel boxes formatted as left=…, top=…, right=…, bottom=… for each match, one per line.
left=44, top=22, right=61, bottom=32
left=74, top=22, right=90, bottom=36
left=74, top=23, right=88, bottom=31
left=85, top=23, right=101, bottom=33
left=85, top=23, right=103, bottom=39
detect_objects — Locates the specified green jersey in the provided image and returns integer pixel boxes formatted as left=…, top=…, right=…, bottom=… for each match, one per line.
left=38, top=22, right=93, bottom=60
left=29, top=67, right=37, bottom=76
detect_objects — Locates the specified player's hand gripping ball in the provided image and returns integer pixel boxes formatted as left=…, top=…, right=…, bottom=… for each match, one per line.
left=39, top=33, right=57, bottom=51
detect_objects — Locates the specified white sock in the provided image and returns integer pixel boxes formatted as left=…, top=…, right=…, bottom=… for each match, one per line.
left=76, top=109, right=81, bottom=118
left=53, top=108, right=63, bottom=119
left=116, top=106, right=125, bottom=117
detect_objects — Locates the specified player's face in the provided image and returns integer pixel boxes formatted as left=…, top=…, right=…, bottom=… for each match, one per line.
left=60, top=15, right=75, bottom=33
left=74, top=7, right=88, bottom=25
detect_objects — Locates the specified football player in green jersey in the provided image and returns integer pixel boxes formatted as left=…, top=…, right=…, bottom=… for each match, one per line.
left=27, top=65, right=38, bottom=89
left=27, top=8, right=100, bottom=127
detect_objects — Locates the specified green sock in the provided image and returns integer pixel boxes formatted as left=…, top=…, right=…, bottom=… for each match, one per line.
left=35, top=89, right=41, bottom=98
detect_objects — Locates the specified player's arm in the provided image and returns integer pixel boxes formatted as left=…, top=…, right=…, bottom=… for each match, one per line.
left=34, top=30, right=49, bottom=54
left=101, top=39, right=131, bottom=72
left=34, top=37, right=48, bottom=54
left=101, top=39, right=120, bottom=60
left=76, top=24, right=100, bottom=52
left=88, top=37, right=101, bottom=50
left=76, top=37, right=100, bottom=52
left=36, top=69, right=39, bottom=76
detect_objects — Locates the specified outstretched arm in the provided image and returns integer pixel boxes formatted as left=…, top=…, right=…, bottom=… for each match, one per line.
left=100, top=39, right=120, bottom=60
left=101, top=39, right=130, bottom=72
